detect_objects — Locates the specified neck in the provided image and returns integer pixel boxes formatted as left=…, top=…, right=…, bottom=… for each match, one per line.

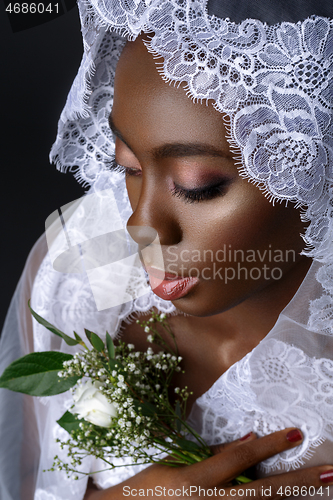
left=215, top=255, right=311, bottom=338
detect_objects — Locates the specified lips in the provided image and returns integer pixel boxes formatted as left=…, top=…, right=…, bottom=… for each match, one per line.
left=145, top=266, right=199, bottom=301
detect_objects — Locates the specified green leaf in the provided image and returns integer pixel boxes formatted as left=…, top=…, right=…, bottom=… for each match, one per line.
left=28, top=301, right=79, bottom=346
left=57, top=411, right=82, bottom=433
left=235, top=475, right=252, bottom=484
left=175, top=400, right=182, bottom=432
left=0, top=352, right=80, bottom=396
left=85, top=329, right=105, bottom=352
left=73, top=331, right=83, bottom=343
left=106, top=332, right=115, bottom=359
left=175, top=438, right=202, bottom=452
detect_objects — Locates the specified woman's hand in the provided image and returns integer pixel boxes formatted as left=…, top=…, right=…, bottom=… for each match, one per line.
left=83, top=428, right=333, bottom=499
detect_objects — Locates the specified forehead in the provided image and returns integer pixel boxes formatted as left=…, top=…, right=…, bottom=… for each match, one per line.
left=112, top=37, right=231, bottom=154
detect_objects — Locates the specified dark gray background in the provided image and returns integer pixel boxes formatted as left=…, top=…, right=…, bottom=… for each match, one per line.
left=1, top=2, right=84, bottom=330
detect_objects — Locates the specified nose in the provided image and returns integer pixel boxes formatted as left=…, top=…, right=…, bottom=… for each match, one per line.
left=126, top=225, right=158, bottom=247
left=126, top=179, right=182, bottom=248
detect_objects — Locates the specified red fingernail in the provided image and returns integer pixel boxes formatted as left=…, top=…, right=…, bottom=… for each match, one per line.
left=240, top=432, right=253, bottom=441
left=286, top=429, right=303, bottom=443
left=320, top=470, right=333, bottom=483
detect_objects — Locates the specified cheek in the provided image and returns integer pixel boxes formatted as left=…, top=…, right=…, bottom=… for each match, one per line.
left=170, top=195, right=305, bottom=316
left=183, top=185, right=303, bottom=258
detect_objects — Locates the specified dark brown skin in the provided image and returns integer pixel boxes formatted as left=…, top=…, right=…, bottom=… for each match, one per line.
left=84, top=37, right=333, bottom=499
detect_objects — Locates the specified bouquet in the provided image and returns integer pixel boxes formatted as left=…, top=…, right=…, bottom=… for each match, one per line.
left=0, top=304, right=250, bottom=483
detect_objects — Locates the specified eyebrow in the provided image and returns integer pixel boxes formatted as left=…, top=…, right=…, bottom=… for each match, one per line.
left=109, top=114, right=231, bottom=160
left=152, top=143, right=231, bottom=160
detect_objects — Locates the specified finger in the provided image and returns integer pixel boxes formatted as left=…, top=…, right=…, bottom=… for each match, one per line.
left=210, top=432, right=257, bottom=455
left=188, top=428, right=304, bottom=486
left=224, top=465, right=333, bottom=500
left=214, top=428, right=303, bottom=484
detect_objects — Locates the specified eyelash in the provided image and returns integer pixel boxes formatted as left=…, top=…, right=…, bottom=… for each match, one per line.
left=106, top=158, right=228, bottom=203
left=107, top=158, right=141, bottom=177
left=171, top=182, right=228, bottom=203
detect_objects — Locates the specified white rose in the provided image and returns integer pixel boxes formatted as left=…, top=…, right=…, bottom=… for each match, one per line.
left=72, top=380, right=117, bottom=428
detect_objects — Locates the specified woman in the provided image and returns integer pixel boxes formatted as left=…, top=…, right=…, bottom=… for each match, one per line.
left=1, top=1, right=333, bottom=499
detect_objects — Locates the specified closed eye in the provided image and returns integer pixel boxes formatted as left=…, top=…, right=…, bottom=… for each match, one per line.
left=106, top=157, right=230, bottom=203
left=171, top=181, right=230, bottom=203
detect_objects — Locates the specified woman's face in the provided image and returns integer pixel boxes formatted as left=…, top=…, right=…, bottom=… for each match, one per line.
left=110, top=38, right=308, bottom=317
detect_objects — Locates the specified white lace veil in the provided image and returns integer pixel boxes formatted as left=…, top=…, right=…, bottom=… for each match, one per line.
left=1, top=1, right=333, bottom=499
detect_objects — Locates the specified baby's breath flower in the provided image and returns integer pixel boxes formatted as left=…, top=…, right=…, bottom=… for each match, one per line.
left=47, top=312, right=213, bottom=478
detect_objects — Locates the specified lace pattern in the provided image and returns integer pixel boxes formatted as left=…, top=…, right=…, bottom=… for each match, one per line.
left=188, top=336, right=333, bottom=472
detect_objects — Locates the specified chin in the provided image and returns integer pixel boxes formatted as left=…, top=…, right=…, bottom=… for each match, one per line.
left=169, top=291, right=230, bottom=317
